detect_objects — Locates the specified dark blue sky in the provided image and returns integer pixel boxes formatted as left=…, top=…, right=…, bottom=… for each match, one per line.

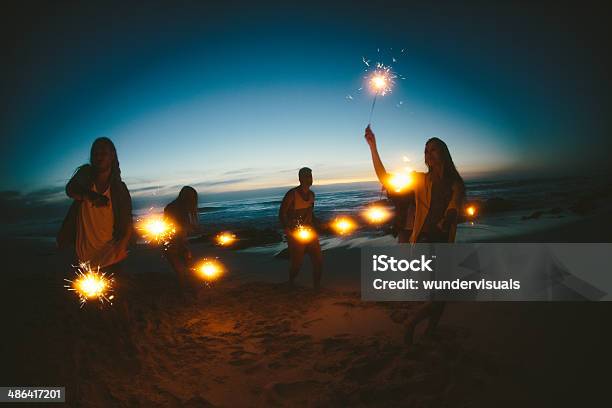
left=2, top=1, right=610, bottom=202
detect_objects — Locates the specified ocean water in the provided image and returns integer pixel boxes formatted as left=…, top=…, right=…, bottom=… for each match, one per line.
left=4, top=175, right=610, bottom=245
left=187, top=175, right=610, bottom=246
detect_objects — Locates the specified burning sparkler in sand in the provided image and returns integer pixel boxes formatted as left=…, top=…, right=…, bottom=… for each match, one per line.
left=64, top=262, right=114, bottom=307
left=292, top=225, right=316, bottom=243
left=215, top=231, right=237, bottom=247
left=330, top=216, right=357, bottom=236
left=136, top=215, right=176, bottom=246
left=193, top=258, right=226, bottom=284
left=363, top=205, right=392, bottom=225
left=465, top=205, right=478, bottom=219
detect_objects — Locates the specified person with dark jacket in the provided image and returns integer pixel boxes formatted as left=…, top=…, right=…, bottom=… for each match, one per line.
left=58, top=137, right=133, bottom=267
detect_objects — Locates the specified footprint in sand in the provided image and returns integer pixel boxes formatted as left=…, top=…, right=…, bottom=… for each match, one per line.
left=301, top=318, right=323, bottom=328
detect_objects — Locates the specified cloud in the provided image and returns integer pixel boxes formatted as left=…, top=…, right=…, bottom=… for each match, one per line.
left=191, top=177, right=253, bottom=189
left=0, top=187, right=70, bottom=222
left=130, top=185, right=164, bottom=193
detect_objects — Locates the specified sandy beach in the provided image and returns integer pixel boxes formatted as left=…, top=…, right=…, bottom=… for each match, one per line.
left=1, top=208, right=611, bottom=407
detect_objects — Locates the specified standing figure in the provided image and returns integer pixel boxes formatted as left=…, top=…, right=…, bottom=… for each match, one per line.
left=365, top=126, right=465, bottom=343
left=279, top=167, right=323, bottom=289
left=59, top=137, right=133, bottom=268
left=164, top=186, right=199, bottom=293
left=58, top=137, right=133, bottom=305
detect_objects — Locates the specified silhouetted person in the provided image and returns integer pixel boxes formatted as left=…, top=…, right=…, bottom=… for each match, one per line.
left=58, top=137, right=133, bottom=327
left=59, top=137, right=133, bottom=269
left=279, top=167, right=323, bottom=289
left=365, top=126, right=465, bottom=343
left=164, top=186, right=199, bottom=293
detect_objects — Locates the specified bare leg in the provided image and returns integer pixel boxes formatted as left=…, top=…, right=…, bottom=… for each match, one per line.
left=166, top=251, right=189, bottom=292
left=288, top=237, right=306, bottom=286
left=404, top=301, right=435, bottom=345
left=424, top=302, right=446, bottom=337
left=308, top=239, right=323, bottom=290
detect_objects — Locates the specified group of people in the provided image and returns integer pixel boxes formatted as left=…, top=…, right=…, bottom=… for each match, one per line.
left=57, top=126, right=464, bottom=343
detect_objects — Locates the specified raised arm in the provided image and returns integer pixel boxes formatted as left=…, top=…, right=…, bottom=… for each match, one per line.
left=364, top=126, right=389, bottom=185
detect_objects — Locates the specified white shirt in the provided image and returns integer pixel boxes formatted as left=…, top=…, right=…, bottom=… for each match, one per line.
left=75, top=184, right=127, bottom=267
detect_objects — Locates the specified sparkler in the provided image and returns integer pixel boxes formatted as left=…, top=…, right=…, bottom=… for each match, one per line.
left=386, top=172, right=413, bottom=193
left=366, top=63, right=396, bottom=125
left=465, top=205, right=478, bottom=218
left=193, top=258, right=225, bottom=284
left=292, top=225, right=316, bottom=243
left=362, top=205, right=392, bottom=225
left=330, top=216, right=357, bottom=236
left=136, top=215, right=176, bottom=246
left=215, top=231, right=237, bottom=247
left=64, top=262, right=114, bottom=308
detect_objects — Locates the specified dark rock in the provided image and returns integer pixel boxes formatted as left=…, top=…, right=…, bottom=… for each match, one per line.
left=570, top=198, right=596, bottom=215
left=522, top=211, right=543, bottom=220
left=483, top=197, right=516, bottom=213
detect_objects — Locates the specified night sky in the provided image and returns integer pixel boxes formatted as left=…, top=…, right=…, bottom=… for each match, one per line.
left=2, top=1, right=610, bottom=203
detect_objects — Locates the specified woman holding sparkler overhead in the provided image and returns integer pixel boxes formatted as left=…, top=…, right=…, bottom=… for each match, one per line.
left=164, top=186, right=200, bottom=293
left=364, top=126, right=465, bottom=344
left=59, top=137, right=133, bottom=269
left=279, top=167, right=323, bottom=290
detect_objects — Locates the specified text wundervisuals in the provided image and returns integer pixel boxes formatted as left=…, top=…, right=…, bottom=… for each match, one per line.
left=372, top=278, right=521, bottom=291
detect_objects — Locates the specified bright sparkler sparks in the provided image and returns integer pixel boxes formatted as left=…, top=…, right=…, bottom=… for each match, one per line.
left=465, top=205, right=477, bottom=218
left=364, top=61, right=398, bottom=124
left=367, top=63, right=396, bottom=96
left=193, top=258, right=225, bottom=283
left=330, top=216, right=357, bottom=236
left=215, top=231, right=237, bottom=247
left=386, top=172, right=413, bottom=193
left=292, top=225, right=316, bottom=243
left=64, top=262, right=114, bottom=307
left=363, top=205, right=392, bottom=225
left=136, top=215, right=176, bottom=245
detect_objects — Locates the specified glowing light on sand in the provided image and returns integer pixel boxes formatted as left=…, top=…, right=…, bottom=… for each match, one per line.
left=363, top=205, right=392, bottom=225
left=465, top=205, right=477, bottom=217
left=386, top=172, right=412, bottom=193
left=331, top=216, right=357, bottom=236
left=215, top=232, right=237, bottom=247
left=293, top=225, right=316, bottom=243
left=193, top=258, right=225, bottom=283
left=64, top=262, right=114, bottom=307
left=136, top=215, right=176, bottom=245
